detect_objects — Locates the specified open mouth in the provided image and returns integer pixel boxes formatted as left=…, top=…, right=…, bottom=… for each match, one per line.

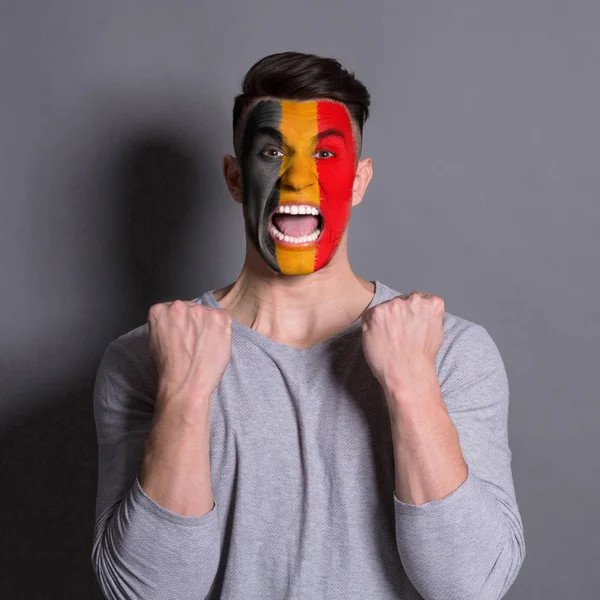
left=268, top=204, right=324, bottom=245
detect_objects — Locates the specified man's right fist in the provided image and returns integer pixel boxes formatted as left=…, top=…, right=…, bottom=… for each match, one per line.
left=147, top=300, right=233, bottom=420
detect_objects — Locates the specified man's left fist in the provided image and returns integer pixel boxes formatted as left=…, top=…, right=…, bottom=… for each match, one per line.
left=360, top=291, right=445, bottom=399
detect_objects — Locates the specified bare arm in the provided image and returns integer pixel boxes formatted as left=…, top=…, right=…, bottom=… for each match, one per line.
left=91, top=338, right=222, bottom=600
left=139, top=398, right=215, bottom=517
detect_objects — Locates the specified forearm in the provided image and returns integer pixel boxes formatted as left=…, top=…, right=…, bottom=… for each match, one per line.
left=93, top=392, right=221, bottom=599
left=386, top=385, right=467, bottom=505
left=139, top=396, right=215, bottom=517
left=386, top=383, right=523, bottom=600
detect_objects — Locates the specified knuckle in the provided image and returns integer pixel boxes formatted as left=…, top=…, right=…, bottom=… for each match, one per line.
left=170, top=299, right=186, bottom=310
left=372, top=303, right=385, bottom=316
left=148, top=302, right=164, bottom=318
left=219, top=310, right=233, bottom=326
left=207, top=307, right=225, bottom=325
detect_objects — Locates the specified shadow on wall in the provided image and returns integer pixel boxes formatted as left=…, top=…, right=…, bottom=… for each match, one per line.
left=0, top=121, right=216, bottom=598
left=120, top=131, right=202, bottom=312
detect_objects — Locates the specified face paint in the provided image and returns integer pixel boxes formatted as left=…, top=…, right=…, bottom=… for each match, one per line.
left=239, top=99, right=357, bottom=275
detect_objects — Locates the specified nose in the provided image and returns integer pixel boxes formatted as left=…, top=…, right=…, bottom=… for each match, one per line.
left=280, top=154, right=318, bottom=191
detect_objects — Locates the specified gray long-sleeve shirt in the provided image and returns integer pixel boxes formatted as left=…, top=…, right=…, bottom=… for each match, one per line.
left=91, top=279, right=525, bottom=599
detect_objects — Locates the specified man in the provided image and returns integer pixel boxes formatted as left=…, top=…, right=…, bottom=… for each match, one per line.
left=91, top=52, right=525, bottom=599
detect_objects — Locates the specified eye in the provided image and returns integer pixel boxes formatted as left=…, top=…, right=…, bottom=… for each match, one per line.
left=314, top=150, right=335, bottom=159
left=261, top=148, right=284, bottom=158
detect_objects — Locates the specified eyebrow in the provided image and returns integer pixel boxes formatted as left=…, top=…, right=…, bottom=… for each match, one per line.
left=253, top=125, right=348, bottom=150
left=313, top=128, right=347, bottom=145
left=255, top=126, right=283, bottom=142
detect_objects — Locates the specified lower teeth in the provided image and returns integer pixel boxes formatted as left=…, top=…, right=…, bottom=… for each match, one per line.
left=270, top=225, right=320, bottom=244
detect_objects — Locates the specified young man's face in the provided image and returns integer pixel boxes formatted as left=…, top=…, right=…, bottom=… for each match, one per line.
left=239, top=98, right=358, bottom=275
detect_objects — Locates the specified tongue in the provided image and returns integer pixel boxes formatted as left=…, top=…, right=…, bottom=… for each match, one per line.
left=272, top=214, right=318, bottom=237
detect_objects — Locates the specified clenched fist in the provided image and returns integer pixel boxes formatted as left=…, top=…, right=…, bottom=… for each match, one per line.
left=147, top=300, right=233, bottom=421
left=360, top=291, right=445, bottom=403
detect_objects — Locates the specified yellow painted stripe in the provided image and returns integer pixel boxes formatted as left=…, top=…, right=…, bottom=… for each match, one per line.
left=275, top=100, right=319, bottom=275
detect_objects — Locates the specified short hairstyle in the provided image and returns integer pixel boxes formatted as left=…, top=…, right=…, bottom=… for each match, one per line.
left=232, top=51, right=371, bottom=159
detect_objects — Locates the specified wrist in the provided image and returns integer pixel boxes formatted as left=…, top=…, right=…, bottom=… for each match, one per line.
left=152, top=393, right=212, bottom=429
left=383, top=375, right=444, bottom=419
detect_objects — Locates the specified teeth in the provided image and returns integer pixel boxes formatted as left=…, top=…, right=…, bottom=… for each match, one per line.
left=270, top=225, right=321, bottom=244
left=276, top=205, right=320, bottom=216
left=270, top=205, right=323, bottom=244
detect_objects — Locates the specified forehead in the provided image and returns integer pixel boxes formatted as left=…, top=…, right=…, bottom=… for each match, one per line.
left=244, top=98, right=355, bottom=138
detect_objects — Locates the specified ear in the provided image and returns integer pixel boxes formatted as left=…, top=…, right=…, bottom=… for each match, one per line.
left=351, top=157, right=373, bottom=207
left=222, top=155, right=243, bottom=204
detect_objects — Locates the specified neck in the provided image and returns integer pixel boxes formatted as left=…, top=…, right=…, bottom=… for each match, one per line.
left=212, top=237, right=375, bottom=348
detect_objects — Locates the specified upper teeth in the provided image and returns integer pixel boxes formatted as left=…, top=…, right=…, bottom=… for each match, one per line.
left=276, top=205, right=320, bottom=216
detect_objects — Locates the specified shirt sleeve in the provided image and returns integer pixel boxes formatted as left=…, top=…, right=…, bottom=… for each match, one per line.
left=91, top=338, right=221, bottom=600
left=393, top=322, right=526, bottom=600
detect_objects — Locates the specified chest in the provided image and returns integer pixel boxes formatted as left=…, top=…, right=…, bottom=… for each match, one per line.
left=207, top=336, right=396, bottom=504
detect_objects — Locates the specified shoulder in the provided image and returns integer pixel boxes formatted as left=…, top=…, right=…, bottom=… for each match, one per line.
left=99, top=295, right=207, bottom=386
left=96, top=322, right=157, bottom=399
left=437, top=310, right=509, bottom=406
left=377, top=281, right=506, bottom=401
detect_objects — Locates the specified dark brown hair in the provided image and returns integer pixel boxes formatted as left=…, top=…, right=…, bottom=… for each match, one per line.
left=232, top=51, right=371, bottom=157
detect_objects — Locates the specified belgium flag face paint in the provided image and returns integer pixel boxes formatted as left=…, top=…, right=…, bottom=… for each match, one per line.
left=240, top=99, right=357, bottom=275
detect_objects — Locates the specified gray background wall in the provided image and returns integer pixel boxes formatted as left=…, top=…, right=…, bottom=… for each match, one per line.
left=1, top=1, right=598, bottom=598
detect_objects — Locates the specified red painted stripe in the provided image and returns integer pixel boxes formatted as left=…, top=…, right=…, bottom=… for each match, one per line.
left=314, top=101, right=357, bottom=271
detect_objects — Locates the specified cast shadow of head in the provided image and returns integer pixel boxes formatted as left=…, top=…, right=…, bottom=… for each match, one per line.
left=120, top=131, right=206, bottom=313
left=0, top=127, right=218, bottom=599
